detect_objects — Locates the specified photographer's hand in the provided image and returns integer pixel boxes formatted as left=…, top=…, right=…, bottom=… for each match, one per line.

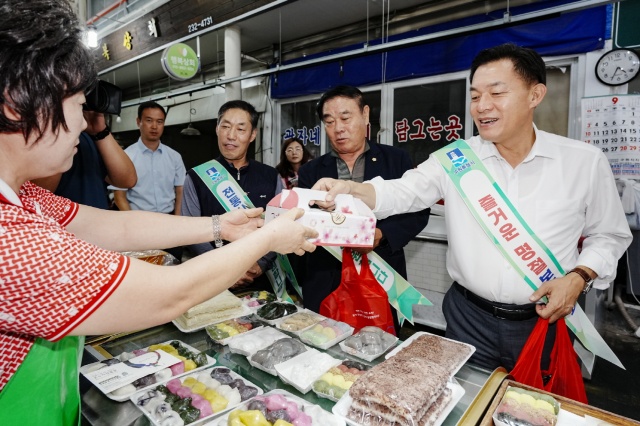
left=83, top=111, right=137, bottom=189
left=83, top=111, right=108, bottom=135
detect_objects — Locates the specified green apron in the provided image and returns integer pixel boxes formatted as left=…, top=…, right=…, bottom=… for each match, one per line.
left=0, top=336, right=83, bottom=425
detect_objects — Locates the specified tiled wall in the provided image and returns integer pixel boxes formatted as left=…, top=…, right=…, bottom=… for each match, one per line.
left=403, top=239, right=453, bottom=330
left=405, top=239, right=452, bottom=294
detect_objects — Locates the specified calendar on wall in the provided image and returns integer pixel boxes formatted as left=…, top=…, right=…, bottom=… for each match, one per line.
left=581, top=94, right=640, bottom=178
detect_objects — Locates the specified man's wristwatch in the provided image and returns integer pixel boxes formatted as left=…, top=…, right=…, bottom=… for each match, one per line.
left=90, top=125, right=111, bottom=141
left=569, top=267, right=595, bottom=294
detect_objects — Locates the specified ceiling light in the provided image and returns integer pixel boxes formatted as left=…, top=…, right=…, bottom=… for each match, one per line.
left=180, top=123, right=201, bottom=136
left=86, top=25, right=99, bottom=49
left=180, top=94, right=201, bottom=136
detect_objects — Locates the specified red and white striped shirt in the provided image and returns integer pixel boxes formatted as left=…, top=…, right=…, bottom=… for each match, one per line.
left=0, top=181, right=129, bottom=390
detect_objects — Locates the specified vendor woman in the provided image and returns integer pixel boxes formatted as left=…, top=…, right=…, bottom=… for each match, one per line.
left=0, top=1, right=317, bottom=424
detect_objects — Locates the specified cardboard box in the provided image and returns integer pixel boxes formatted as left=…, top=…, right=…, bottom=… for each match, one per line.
left=265, top=188, right=376, bottom=247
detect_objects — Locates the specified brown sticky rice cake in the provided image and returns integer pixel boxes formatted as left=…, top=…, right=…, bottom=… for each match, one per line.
left=175, top=290, right=244, bottom=329
left=347, top=387, right=452, bottom=426
left=416, top=387, right=453, bottom=426
left=391, top=334, right=473, bottom=374
left=347, top=356, right=450, bottom=425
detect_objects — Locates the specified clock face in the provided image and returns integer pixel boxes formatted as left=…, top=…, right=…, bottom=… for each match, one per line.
left=595, top=49, right=640, bottom=86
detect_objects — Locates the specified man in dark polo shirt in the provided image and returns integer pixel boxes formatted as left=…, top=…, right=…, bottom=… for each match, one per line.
left=181, top=100, right=283, bottom=291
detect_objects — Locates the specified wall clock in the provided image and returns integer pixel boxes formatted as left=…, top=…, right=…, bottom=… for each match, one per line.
left=595, top=48, right=640, bottom=86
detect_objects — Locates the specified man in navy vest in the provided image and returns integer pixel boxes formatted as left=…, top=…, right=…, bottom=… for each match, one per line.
left=182, top=100, right=283, bottom=291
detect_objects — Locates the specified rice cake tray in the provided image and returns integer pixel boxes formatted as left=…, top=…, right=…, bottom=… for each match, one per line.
left=385, top=331, right=475, bottom=379
left=81, top=340, right=216, bottom=402
left=333, top=380, right=464, bottom=426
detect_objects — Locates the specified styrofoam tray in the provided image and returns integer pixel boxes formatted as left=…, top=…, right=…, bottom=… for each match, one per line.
left=130, top=366, right=263, bottom=426
left=81, top=340, right=216, bottom=402
left=332, top=379, right=464, bottom=426
left=172, top=303, right=253, bottom=333
left=209, top=389, right=346, bottom=426
left=384, top=331, right=475, bottom=378
left=227, top=327, right=289, bottom=357
left=275, top=349, right=342, bottom=394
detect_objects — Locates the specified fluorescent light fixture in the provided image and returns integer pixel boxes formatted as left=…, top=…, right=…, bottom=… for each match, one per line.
left=86, top=25, right=99, bottom=49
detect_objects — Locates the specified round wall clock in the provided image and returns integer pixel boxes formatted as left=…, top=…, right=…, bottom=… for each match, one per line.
left=595, top=48, right=640, bottom=86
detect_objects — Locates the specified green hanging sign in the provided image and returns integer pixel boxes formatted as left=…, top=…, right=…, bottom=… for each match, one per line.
left=161, top=43, right=199, bottom=81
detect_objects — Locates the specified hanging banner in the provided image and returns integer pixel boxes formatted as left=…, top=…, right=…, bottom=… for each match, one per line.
left=433, top=139, right=623, bottom=369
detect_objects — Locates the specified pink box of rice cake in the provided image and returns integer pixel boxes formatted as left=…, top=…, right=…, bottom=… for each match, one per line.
left=264, top=188, right=376, bottom=247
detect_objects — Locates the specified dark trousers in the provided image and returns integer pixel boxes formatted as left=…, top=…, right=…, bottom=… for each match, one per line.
left=442, top=284, right=556, bottom=372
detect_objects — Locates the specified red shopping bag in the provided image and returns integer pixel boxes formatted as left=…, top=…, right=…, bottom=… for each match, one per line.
left=320, top=248, right=396, bottom=335
left=510, top=317, right=588, bottom=403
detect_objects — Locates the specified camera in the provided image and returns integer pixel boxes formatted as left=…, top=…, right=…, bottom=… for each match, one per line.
left=84, top=80, right=122, bottom=115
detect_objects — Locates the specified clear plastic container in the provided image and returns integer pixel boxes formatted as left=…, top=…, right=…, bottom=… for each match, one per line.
left=298, top=318, right=354, bottom=350
left=210, top=389, right=346, bottom=426
left=130, top=366, right=263, bottom=426
left=275, top=349, right=341, bottom=394
left=311, top=359, right=370, bottom=402
left=80, top=340, right=216, bottom=402
left=338, top=326, right=398, bottom=362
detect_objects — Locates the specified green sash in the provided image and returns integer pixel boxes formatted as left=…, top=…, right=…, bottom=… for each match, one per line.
left=192, top=160, right=302, bottom=303
left=433, top=139, right=623, bottom=368
left=0, top=336, right=84, bottom=425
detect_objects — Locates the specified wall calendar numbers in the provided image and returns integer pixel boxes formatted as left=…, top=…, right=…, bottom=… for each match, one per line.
left=581, top=95, right=640, bottom=178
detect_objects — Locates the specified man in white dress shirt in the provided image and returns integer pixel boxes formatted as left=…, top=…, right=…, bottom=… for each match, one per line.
left=311, top=43, right=632, bottom=371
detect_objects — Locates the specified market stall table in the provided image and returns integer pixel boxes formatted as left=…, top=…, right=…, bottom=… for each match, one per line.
left=80, top=322, right=493, bottom=426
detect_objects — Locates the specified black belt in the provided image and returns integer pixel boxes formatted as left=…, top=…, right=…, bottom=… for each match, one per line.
left=453, top=282, right=537, bottom=321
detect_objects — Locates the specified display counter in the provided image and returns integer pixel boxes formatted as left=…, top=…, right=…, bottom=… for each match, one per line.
left=80, top=322, right=493, bottom=426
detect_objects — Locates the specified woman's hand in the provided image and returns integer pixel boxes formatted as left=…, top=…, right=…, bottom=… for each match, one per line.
left=220, top=208, right=264, bottom=242
left=262, top=208, right=318, bottom=256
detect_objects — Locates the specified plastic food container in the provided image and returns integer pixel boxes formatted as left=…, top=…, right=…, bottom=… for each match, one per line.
left=130, top=366, right=263, bottom=426
left=227, top=327, right=289, bottom=357
left=274, top=349, right=342, bottom=394
left=275, top=309, right=325, bottom=333
left=332, top=380, right=464, bottom=426
left=298, top=318, right=354, bottom=350
left=248, top=338, right=308, bottom=376
left=205, top=315, right=264, bottom=345
left=80, top=340, right=216, bottom=402
left=242, top=290, right=277, bottom=310
left=385, top=331, right=475, bottom=380
left=255, top=301, right=299, bottom=324
left=312, top=359, right=370, bottom=402
left=210, top=389, right=346, bottom=426
left=338, top=326, right=398, bottom=362
left=173, top=304, right=253, bottom=333
left=493, top=386, right=560, bottom=426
